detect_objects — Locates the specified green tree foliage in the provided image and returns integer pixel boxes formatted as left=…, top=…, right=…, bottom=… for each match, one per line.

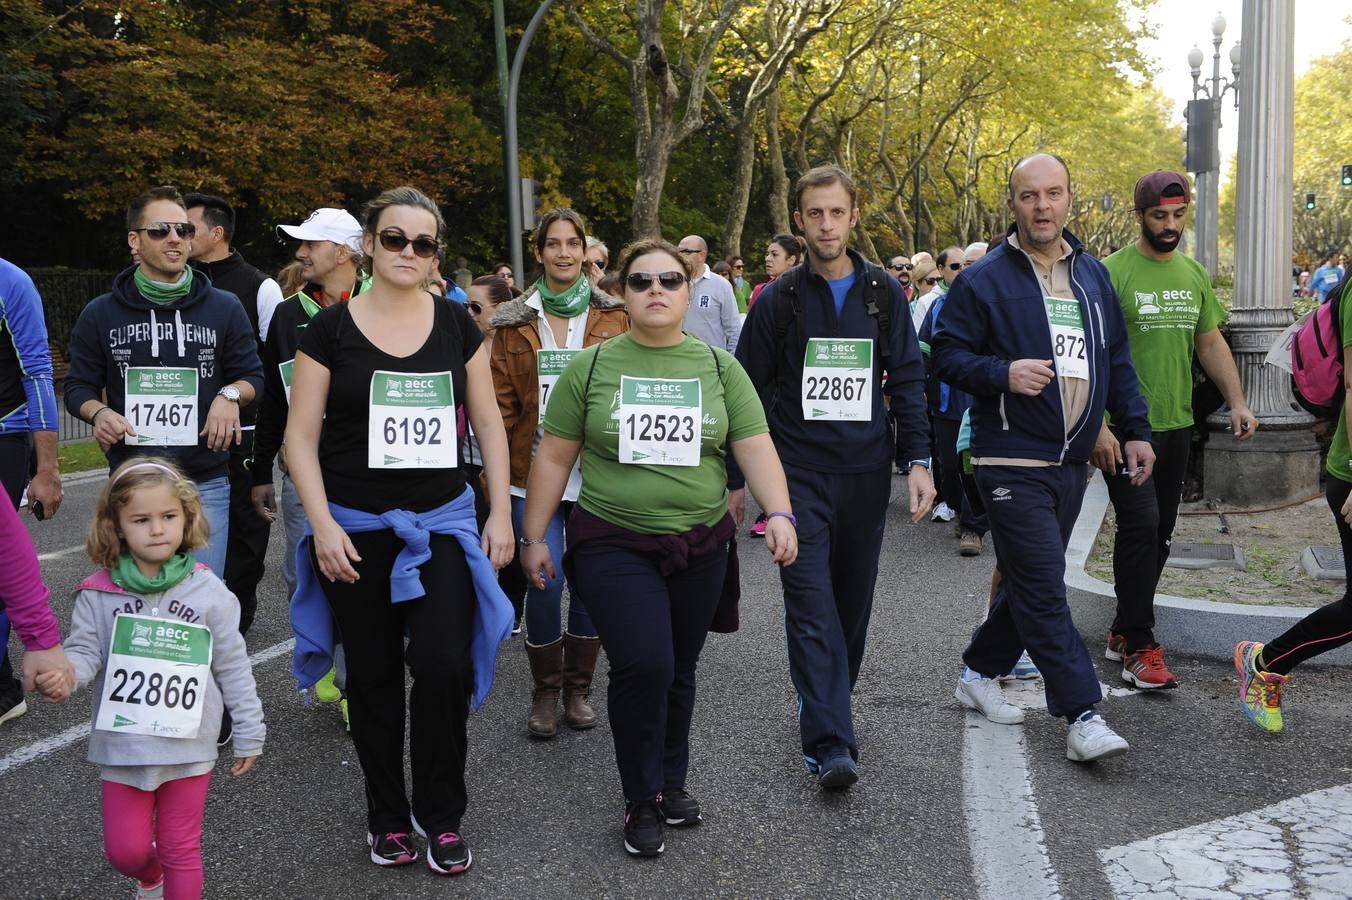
left=1, top=0, right=1188, bottom=280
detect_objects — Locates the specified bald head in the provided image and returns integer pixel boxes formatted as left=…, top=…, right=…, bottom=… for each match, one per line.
left=677, top=235, right=708, bottom=268
left=1008, top=153, right=1071, bottom=201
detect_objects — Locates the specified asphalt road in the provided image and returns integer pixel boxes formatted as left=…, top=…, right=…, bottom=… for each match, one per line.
left=2, top=470, right=1349, bottom=898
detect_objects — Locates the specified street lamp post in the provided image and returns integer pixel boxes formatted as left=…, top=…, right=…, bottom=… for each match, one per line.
left=504, top=0, right=559, bottom=285
left=1202, top=0, right=1317, bottom=506
left=1186, top=13, right=1241, bottom=280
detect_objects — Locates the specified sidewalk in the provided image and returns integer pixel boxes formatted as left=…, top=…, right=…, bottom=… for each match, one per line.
left=1066, top=471, right=1352, bottom=666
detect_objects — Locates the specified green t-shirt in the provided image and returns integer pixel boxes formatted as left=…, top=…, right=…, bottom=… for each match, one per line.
left=542, top=333, right=768, bottom=534
left=1103, top=244, right=1226, bottom=431
left=1325, top=298, right=1352, bottom=483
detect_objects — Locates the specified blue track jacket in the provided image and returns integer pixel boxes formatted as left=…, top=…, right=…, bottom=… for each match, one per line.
left=289, top=486, right=513, bottom=710
left=931, top=227, right=1150, bottom=464
left=0, top=259, right=57, bottom=436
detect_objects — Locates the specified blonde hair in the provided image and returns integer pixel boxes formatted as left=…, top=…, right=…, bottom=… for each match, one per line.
left=87, top=458, right=210, bottom=569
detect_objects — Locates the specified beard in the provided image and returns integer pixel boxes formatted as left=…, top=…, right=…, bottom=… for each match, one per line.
left=1142, top=221, right=1181, bottom=254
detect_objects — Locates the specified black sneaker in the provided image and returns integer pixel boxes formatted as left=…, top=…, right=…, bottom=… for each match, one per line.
left=367, top=831, right=419, bottom=866
left=411, top=816, right=473, bottom=876
left=658, top=789, right=702, bottom=827
left=0, top=677, right=27, bottom=726
left=622, top=800, right=665, bottom=857
left=817, top=749, right=859, bottom=789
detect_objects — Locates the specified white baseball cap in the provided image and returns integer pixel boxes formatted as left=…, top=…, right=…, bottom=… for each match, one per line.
left=276, top=208, right=363, bottom=253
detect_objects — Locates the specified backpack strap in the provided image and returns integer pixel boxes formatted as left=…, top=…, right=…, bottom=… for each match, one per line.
left=861, top=263, right=893, bottom=369
left=580, top=340, right=604, bottom=430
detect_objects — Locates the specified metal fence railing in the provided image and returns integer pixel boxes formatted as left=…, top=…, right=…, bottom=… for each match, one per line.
left=29, top=269, right=118, bottom=444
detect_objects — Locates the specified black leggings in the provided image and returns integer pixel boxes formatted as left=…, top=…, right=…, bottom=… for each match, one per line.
left=1262, top=476, right=1352, bottom=675
left=316, top=529, right=475, bottom=835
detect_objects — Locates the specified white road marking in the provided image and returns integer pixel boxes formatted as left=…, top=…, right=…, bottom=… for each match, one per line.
left=0, top=638, right=295, bottom=778
left=1099, top=782, right=1352, bottom=898
left=962, top=712, right=1063, bottom=899
left=37, top=545, right=88, bottom=562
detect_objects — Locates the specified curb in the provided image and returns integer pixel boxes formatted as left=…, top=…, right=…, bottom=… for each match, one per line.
left=1065, top=470, right=1352, bottom=666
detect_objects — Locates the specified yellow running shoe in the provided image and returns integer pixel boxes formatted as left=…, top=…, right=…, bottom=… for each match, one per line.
left=313, top=665, right=341, bottom=704
left=1234, top=641, right=1288, bottom=733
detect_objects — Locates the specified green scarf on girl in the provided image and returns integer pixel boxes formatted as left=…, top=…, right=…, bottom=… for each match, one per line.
left=533, top=272, right=591, bottom=318
left=111, top=552, right=197, bottom=595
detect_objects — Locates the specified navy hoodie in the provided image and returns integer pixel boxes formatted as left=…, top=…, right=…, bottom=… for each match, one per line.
left=64, top=266, right=264, bottom=482
left=735, top=248, right=931, bottom=472
left=931, top=227, right=1150, bottom=464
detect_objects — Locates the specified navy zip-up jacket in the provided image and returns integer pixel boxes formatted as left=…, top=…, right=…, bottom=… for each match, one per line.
left=735, top=248, right=930, bottom=472
left=931, top=227, right=1150, bottom=464
left=64, top=266, right=264, bottom=482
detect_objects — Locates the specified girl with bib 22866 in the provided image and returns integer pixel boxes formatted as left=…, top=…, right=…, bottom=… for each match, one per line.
left=520, top=238, right=798, bottom=858
left=489, top=208, right=628, bottom=739
left=284, top=187, right=515, bottom=878
left=42, top=458, right=265, bottom=900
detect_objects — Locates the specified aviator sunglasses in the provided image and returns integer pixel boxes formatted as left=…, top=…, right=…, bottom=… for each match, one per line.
left=625, top=271, right=686, bottom=292
left=378, top=230, right=440, bottom=258
left=136, top=222, right=196, bottom=240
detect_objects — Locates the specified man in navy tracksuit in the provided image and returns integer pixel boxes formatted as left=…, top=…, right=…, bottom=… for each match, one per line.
left=737, top=165, right=935, bottom=788
left=932, top=154, right=1155, bottom=763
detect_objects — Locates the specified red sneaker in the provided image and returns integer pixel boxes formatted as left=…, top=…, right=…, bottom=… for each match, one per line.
left=1121, top=645, right=1179, bottom=690
left=1104, top=630, right=1127, bottom=662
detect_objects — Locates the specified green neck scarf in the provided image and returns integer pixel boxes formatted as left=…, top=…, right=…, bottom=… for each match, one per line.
left=111, top=552, right=196, bottom=595
left=297, top=290, right=322, bottom=319
left=534, top=273, right=591, bottom=318
left=134, top=267, right=194, bottom=305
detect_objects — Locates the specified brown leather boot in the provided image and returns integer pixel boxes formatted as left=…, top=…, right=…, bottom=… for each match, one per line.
left=525, top=639, right=563, bottom=738
left=562, top=633, right=601, bottom=730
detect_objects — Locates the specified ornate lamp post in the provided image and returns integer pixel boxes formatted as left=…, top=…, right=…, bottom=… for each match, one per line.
left=1202, top=0, right=1317, bottom=506
left=1186, top=13, right=1242, bottom=280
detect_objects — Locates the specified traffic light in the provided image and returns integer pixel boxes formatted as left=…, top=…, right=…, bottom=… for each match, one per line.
left=1342, top=164, right=1352, bottom=187
left=1306, top=193, right=1317, bottom=210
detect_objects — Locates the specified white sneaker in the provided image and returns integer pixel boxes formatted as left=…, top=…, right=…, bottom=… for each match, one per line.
left=1066, top=713, right=1130, bottom=762
left=931, top=502, right=956, bottom=523
left=135, top=877, right=165, bottom=899
left=955, top=670, right=1025, bottom=724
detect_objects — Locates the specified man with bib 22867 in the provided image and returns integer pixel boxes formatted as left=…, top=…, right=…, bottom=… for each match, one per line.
left=736, top=164, right=935, bottom=790
left=1096, top=170, right=1256, bottom=689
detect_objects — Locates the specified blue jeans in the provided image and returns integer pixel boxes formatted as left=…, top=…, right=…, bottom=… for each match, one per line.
left=510, top=496, right=595, bottom=644
left=194, top=476, right=230, bottom=577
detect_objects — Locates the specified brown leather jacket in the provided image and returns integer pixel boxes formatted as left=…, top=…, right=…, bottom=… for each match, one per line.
left=489, top=288, right=629, bottom=489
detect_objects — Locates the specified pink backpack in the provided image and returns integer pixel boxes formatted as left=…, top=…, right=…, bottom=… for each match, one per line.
left=1291, top=277, right=1346, bottom=420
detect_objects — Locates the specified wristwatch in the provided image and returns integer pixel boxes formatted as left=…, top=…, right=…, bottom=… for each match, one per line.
left=217, top=385, right=242, bottom=403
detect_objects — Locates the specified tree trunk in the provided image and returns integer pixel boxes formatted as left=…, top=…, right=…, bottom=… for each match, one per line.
left=720, top=101, right=763, bottom=257
left=766, top=89, right=791, bottom=235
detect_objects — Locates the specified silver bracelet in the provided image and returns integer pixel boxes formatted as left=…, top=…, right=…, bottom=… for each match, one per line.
left=518, top=537, right=548, bottom=546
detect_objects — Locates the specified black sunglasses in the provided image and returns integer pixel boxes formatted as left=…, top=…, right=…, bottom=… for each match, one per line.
left=136, top=222, right=196, bottom=240
left=947, top=263, right=962, bottom=271
left=887, top=263, right=913, bottom=271
left=922, top=276, right=940, bottom=285
left=625, top=271, right=686, bottom=292
left=378, top=230, right=440, bottom=258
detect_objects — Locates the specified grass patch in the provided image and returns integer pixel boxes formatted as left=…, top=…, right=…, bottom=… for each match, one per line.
left=57, top=439, right=106, bottom=474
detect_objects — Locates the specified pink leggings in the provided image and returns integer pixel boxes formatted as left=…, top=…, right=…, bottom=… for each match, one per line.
left=101, top=773, right=212, bottom=900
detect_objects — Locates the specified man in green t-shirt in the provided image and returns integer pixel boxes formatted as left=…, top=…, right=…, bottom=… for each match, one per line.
left=1095, top=170, right=1257, bottom=689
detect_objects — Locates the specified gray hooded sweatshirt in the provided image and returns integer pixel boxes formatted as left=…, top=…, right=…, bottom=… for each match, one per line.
left=65, top=564, right=265, bottom=790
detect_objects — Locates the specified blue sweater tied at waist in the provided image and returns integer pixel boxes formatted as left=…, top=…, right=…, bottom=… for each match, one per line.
left=289, top=485, right=513, bottom=710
